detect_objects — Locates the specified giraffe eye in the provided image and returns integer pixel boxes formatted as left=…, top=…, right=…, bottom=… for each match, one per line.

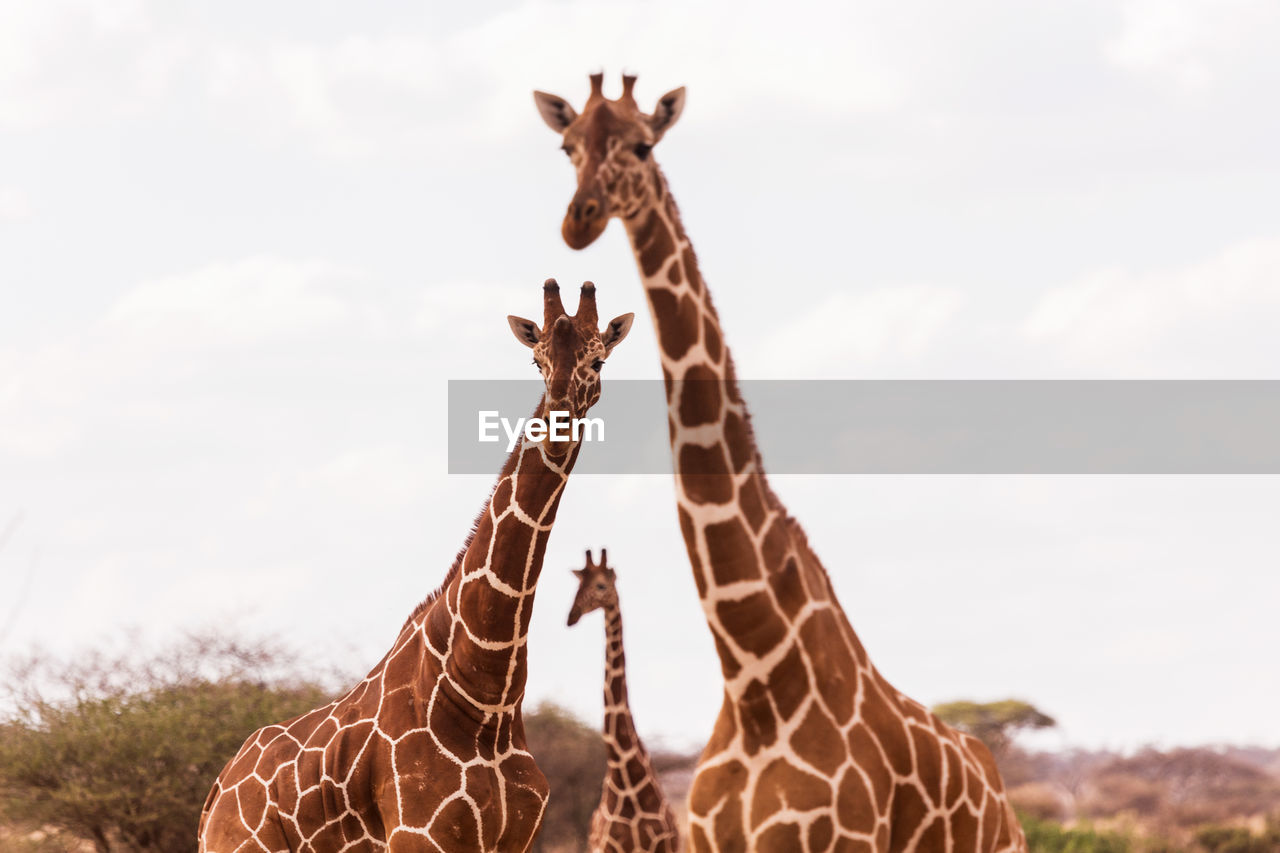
left=591, top=359, right=604, bottom=372
left=633, top=143, right=652, bottom=160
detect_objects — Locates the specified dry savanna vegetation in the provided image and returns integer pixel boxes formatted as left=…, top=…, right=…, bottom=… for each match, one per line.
left=0, top=634, right=1276, bottom=852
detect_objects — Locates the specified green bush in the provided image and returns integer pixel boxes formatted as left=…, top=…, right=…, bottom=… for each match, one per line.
left=1195, top=823, right=1280, bottom=853
left=1021, top=812, right=1133, bottom=853
left=0, top=632, right=332, bottom=853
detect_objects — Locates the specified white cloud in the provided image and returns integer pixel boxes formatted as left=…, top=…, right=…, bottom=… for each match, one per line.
left=1105, top=0, right=1280, bottom=93
left=0, top=0, right=186, bottom=129
left=0, top=186, right=33, bottom=221
left=1023, top=235, right=1280, bottom=375
left=745, top=285, right=963, bottom=377
left=101, top=256, right=360, bottom=350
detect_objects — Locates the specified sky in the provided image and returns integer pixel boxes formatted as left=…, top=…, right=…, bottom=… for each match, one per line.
left=3, top=0, right=1279, bottom=753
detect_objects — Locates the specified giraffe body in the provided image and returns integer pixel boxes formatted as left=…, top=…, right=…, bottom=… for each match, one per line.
left=534, top=76, right=1027, bottom=853
left=568, top=550, right=681, bottom=853
left=198, top=281, right=633, bottom=853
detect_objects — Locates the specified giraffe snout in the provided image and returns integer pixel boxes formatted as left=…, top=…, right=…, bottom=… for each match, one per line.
left=562, top=189, right=609, bottom=250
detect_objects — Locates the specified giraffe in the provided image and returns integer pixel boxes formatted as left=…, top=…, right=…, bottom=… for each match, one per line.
left=197, top=280, right=634, bottom=853
left=533, top=74, right=1027, bottom=853
left=567, top=548, right=681, bottom=853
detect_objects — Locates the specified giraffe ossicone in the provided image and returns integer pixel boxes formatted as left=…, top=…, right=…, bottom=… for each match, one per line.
left=535, top=74, right=1028, bottom=853
left=198, top=279, right=633, bottom=853
left=568, top=548, right=681, bottom=852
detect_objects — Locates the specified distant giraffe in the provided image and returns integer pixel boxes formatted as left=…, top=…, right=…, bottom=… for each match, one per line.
left=533, top=74, right=1026, bottom=852
left=198, top=280, right=634, bottom=853
left=567, top=548, right=681, bottom=852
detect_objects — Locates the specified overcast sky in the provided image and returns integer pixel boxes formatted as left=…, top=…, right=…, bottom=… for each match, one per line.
left=3, top=0, right=1279, bottom=753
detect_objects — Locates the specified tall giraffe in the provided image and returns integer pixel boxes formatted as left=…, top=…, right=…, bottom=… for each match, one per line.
left=567, top=548, right=681, bottom=853
left=533, top=75, right=1027, bottom=853
left=198, top=280, right=634, bottom=853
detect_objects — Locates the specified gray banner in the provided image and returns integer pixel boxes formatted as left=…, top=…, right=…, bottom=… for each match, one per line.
left=447, top=380, right=1280, bottom=475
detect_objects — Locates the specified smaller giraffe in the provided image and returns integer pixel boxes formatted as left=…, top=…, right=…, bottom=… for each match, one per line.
left=198, top=281, right=634, bottom=853
left=568, top=549, right=681, bottom=853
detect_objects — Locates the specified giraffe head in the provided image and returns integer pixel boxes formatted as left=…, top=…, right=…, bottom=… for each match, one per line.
left=508, top=279, right=633, bottom=440
left=566, top=548, right=617, bottom=626
left=534, top=72, right=686, bottom=249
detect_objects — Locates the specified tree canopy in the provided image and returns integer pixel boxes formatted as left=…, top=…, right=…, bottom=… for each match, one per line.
left=932, top=698, right=1056, bottom=756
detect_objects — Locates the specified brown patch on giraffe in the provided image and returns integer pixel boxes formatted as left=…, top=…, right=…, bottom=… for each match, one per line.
left=766, top=645, right=809, bottom=721
left=750, top=758, right=832, bottom=828
left=636, top=210, right=675, bottom=277
left=888, top=784, right=929, bottom=853
left=918, top=817, right=946, bottom=850
left=808, top=815, right=834, bottom=851
left=682, top=246, right=702, bottom=295
left=236, top=779, right=268, bottom=831
left=647, top=288, right=700, bottom=360
left=716, top=591, right=787, bottom=659
left=738, top=477, right=768, bottom=532
left=757, top=822, right=802, bottom=851
left=490, top=477, right=512, bottom=515
left=769, top=556, right=808, bottom=620
left=705, top=517, right=761, bottom=585
left=713, top=633, right=742, bottom=679
left=856, top=682, right=913, bottom=777
left=723, top=411, right=753, bottom=473
left=901, top=701, right=929, bottom=724
left=951, top=804, right=981, bottom=853
left=679, top=364, right=723, bottom=426
left=739, top=678, right=778, bottom=756
left=613, top=717, right=636, bottom=753
left=834, top=838, right=875, bottom=853
left=429, top=796, right=481, bottom=848
left=980, top=793, right=1001, bottom=851
left=274, top=763, right=300, bottom=815
left=309, top=820, right=346, bottom=851
left=679, top=444, right=734, bottom=505
left=760, top=515, right=790, bottom=570
left=792, top=704, right=846, bottom=776
left=847, top=725, right=893, bottom=812
left=835, top=767, right=877, bottom=835
left=327, top=720, right=374, bottom=783
left=339, top=813, right=365, bottom=842
left=797, top=609, right=859, bottom=724
left=910, top=724, right=944, bottom=804
left=678, top=507, right=709, bottom=599
left=690, top=824, right=712, bottom=853
left=690, top=761, right=748, bottom=852
left=703, top=315, right=723, bottom=363
left=944, top=742, right=965, bottom=808
left=626, top=755, right=648, bottom=786
left=667, top=258, right=682, bottom=284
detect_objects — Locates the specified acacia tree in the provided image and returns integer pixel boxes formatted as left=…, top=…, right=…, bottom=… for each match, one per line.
left=931, top=699, right=1056, bottom=757
left=0, top=632, right=333, bottom=853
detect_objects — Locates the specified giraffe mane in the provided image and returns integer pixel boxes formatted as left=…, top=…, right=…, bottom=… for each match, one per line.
left=398, top=482, right=493, bottom=633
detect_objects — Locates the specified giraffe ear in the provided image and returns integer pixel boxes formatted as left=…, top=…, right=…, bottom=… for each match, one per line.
left=602, top=313, right=634, bottom=354
left=648, top=86, right=685, bottom=140
left=533, top=91, right=578, bottom=133
left=508, top=315, right=541, bottom=348
left=571, top=568, right=585, bottom=579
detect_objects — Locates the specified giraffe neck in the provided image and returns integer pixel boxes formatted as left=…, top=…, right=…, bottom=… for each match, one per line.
left=421, top=412, right=581, bottom=712
left=621, top=171, right=868, bottom=692
left=600, top=602, right=642, bottom=772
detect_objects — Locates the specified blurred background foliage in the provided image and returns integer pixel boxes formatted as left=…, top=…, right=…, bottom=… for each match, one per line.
left=0, top=632, right=1276, bottom=852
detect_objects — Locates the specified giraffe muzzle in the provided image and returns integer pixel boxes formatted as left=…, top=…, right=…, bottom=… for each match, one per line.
left=562, top=191, right=609, bottom=250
